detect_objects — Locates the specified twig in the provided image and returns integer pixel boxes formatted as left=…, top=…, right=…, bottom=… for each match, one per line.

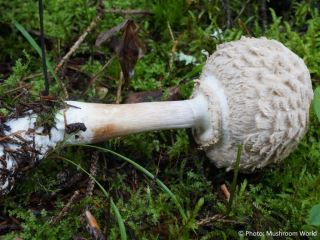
left=86, top=151, right=99, bottom=197
left=12, top=89, right=29, bottom=102
left=55, top=13, right=102, bottom=73
left=115, top=72, right=123, bottom=104
left=0, top=130, right=26, bottom=142
left=51, top=190, right=80, bottom=225
left=233, top=0, right=251, bottom=25
left=22, top=72, right=43, bottom=81
left=197, top=214, right=246, bottom=226
left=167, top=21, right=175, bottom=41
left=4, top=84, right=30, bottom=94
left=83, top=152, right=104, bottom=239
left=54, top=8, right=103, bottom=99
left=104, top=9, right=152, bottom=15
left=167, top=21, right=178, bottom=70
left=238, top=19, right=252, bottom=36
left=81, top=56, right=115, bottom=96
left=38, top=0, right=50, bottom=96
left=196, top=214, right=224, bottom=226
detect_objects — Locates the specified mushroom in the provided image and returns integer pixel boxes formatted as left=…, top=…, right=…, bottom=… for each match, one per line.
left=0, top=37, right=313, bottom=194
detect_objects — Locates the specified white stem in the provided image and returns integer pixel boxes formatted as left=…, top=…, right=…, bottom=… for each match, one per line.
left=0, top=95, right=211, bottom=194
left=65, top=95, right=210, bottom=143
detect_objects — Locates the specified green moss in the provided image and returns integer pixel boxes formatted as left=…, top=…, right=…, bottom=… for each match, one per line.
left=0, top=0, right=320, bottom=239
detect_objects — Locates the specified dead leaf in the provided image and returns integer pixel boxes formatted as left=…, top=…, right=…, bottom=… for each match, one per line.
left=85, top=210, right=105, bottom=240
left=220, top=184, right=230, bottom=201
left=118, top=20, right=144, bottom=84
left=85, top=210, right=100, bottom=230
left=95, top=20, right=144, bottom=86
left=95, top=19, right=129, bottom=47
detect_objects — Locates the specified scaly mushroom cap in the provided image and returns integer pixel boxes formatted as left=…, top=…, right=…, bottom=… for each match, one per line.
left=192, top=37, right=313, bottom=172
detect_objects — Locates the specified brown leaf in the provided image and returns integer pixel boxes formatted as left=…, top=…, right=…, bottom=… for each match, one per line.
left=95, top=19, right=129, bottom=47
left=220, top=184, right=230, bottom=201
left=96, top=20, right=144, bottom=86
left=85, top=210, right=100, bottom=230
left=118, top=20, right=144, bottom=84
left=85, top=210, right=105, bottom=240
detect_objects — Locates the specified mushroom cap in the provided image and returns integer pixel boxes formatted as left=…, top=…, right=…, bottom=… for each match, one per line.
left=192, top=37, right=313, bottom=172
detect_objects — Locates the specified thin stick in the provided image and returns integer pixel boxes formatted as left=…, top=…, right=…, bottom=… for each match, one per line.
left=81, top=56, right=115, bottom=96
left=0, top=130, right=26, bottom=142
left=238, top=19, right=252, bottom=37
left=197, top=214, right=246, bottom=226
left=22, top=72, right=43, bottom=81
left=55, top=13, right=102, bottom=73
left=104, top=9, right=152, bottom=15
left=116, top=72, right=123, bottom=104
left=4, top=84, right=30, bottom=94
left=233, top=0, right=251, bottom=24
left=86, top=151, right=99, bottom=197
left=167, top=21, right=175, bottom=41
left=167, top=21, right=178, bottom=70
left=38, top=0, right=50, bottom=96
left=51, top=190, right=80, bottom=225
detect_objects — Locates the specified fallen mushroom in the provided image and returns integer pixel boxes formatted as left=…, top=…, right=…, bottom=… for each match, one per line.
left=0, top=37, right=313, bottom=195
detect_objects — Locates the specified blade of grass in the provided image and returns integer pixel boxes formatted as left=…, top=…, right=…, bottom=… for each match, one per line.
left=227, top=144, right=242, bottom=215
left=313, top=87, right=320, bottom=122
left=180, top=63, right=204, bottom=82
left=13, top=21, right=68, bottom=98
left=73, top=143, right=187, bottom=221
left=57, top=156, right=127, bottom=240
left=110, top=198, right=127, bottom=238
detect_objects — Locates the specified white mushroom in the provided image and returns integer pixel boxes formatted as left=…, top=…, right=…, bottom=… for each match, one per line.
left=0, top=37, right=313, bottom=194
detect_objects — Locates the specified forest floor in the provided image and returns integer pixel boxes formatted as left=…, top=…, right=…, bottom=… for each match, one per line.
left=0, top=0, right=320, bottom=239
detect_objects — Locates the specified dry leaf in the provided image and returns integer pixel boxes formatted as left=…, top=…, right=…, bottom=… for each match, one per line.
left=95, top=20, right=144, bottom=86
left=85, top=210, right=100, bottom=230
left=95, top=19, right=129, bottom=47
left=118, top=20, right=144, bottom=84
left=85, top=210, right=105, bottom=240
left=220, top=184, right=230, bottom=201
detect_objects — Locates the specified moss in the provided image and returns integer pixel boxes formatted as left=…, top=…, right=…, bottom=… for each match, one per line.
left=0, top=0, right=320, bottom=239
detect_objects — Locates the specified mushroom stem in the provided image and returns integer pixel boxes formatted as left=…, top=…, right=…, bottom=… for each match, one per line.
left=66, top=94, right=211, bottom=144
left=0, top=95, right=212, bottom=194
